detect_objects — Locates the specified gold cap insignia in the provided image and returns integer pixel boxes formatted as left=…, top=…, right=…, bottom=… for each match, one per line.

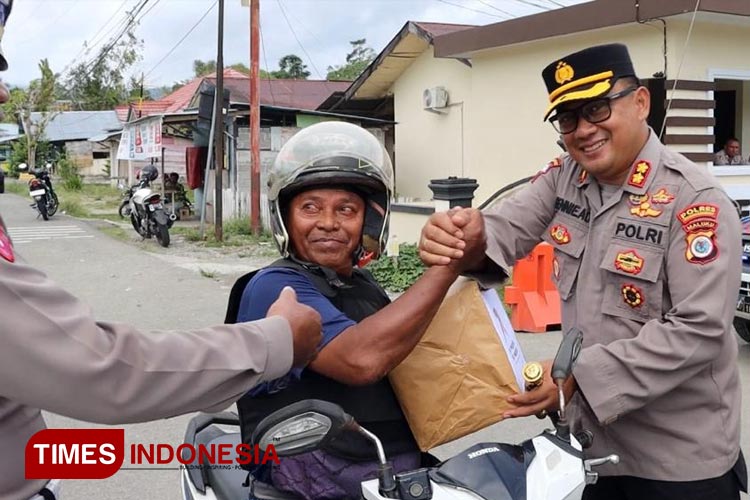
left=554, top=61, right=574, bottom=85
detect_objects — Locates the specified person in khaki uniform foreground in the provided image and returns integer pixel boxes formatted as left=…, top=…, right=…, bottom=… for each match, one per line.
left=0, top=4, right=321, bottom=499
left=419, top=43, right=747, bottom=500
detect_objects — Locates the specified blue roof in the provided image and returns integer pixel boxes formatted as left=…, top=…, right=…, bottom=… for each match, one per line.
left=29, top=111, right=122, bottom=142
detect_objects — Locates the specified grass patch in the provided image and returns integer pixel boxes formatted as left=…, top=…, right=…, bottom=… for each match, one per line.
left=59, top=199, right=87, bottom=218
left=56, top=182, right=122, bottom=217
left=3, top=179, right=28, bottom=196
left=171, top=220, right=278, bottom=255
left=99, top=225, right=130, bottom=242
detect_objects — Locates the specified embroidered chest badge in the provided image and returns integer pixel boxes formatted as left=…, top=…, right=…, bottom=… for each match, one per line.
left=677, top=204, right=719, bottom=264
left=651, top=188, right=675, bottom=205
left=550, top=224, right=571, bottom=245
left=628, top=194, right=662, bottom=218
left=622, top=284, right=644, bottom=308
left=615, top=250, right=644, bottom=275
left=0, top=226, right=15, bottom=263
left=628, top=160, right=651, bottom=188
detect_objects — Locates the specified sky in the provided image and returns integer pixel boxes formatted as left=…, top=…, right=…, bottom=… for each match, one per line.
left=3, top=0, right=588, bottom=90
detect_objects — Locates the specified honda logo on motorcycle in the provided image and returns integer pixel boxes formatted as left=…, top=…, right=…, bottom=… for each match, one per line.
left=25, top=429, right=125, bottom=479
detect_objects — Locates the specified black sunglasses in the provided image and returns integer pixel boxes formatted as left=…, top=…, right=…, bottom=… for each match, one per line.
left=549, top=86, right=639, bottom=135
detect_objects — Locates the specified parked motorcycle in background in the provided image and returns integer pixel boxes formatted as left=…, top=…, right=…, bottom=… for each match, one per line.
left=18, top=162, right=59, bottom=220
left=118, top=177, right=148, bottom=219
left=127, top=165, right=175, bottom=247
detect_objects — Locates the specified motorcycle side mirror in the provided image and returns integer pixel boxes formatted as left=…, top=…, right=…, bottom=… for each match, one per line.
left=550, top=328, right=583, bottom=441
left=252, top=399, right=354, bottom=457
left=552, top=328, right=583, bottom=381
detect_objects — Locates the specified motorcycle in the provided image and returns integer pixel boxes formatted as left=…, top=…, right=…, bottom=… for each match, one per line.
left=20, top=163, right=59, bottom=221
left=127, top=172, right=176, bottom=248
left=181, top=329, right=619, bottom=500
left=117, top=180, right=143, bottom=219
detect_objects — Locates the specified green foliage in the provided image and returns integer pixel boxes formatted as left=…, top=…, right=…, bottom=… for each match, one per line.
left=59, top=199, right=86, bottom=217
left=326, top=39, right=375, bottom=81
left=194, top=59, right=217, bottom=77
left=171, top=218, right=277, bottom=253
left=63, top=29, right=143, bottom=110
left=7, top=60, right=58, bottom=169
left=367, top=243, right=426, bottom=293
left=57, top=155, right=83, bottom=191
left=7, top=137, right=54, bottom=175
left=272, top=54, right=310, bottom=79
left=2, top=179, right=27, bottom=196
left=192, top=59, right=269, bottom=79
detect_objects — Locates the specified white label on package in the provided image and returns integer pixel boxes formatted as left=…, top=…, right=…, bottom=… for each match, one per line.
left=480, top=288, right=527, bottom=392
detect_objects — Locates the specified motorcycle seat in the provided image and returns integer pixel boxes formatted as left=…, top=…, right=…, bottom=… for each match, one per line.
left=204, top=433, right=300, bottom=500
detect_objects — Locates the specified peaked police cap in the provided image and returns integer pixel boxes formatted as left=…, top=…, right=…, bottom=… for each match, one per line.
left=542, top=43, right=637, bottom=120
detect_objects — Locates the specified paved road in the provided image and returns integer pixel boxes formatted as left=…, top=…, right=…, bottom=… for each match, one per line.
left=2, top=190, right=748, bottom=499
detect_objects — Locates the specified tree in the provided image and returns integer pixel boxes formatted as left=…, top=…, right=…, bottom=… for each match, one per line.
left=7, top=59, right=58, bottom=170
left=62, top=29, right=142, bottom=110
left=193, top=59, right=216, bottom=77
left=272, top=54, right=310, bottom=79
left=326, top=39, right=375, bottom=81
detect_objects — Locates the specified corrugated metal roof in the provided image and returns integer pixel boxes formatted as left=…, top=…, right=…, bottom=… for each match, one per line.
left=30, top=111, right=122, bottom=142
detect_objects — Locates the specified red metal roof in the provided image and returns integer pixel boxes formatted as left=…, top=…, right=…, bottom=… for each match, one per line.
left=127, top=69, right=347, bottom=119
left=204, top=77, right=350, bottom=110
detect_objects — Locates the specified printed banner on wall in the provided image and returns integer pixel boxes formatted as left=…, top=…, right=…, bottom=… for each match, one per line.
left=116, top=116, right=163, bottom=160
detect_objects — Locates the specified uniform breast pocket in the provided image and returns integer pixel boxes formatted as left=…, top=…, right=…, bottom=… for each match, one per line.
left=600, top=243, right=664, bottom=322
left=542, top=218, right=587, bottom=301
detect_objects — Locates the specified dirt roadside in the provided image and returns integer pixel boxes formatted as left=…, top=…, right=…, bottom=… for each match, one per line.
left=85, top=217, right=278, bottom=287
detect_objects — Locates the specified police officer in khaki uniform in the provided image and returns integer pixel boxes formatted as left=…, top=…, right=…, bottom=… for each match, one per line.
left=419, top=43, right=747, bottom=499
left=0, top=4, right=321, bottom=498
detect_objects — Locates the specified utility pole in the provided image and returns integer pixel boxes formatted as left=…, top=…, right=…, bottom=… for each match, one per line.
left=214, top=0, right=225, bottom=241
left=250, top=0, right=261, bottom=235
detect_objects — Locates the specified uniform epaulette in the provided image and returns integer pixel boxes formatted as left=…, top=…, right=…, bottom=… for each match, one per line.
left=662, top=150, right=717, bottom=193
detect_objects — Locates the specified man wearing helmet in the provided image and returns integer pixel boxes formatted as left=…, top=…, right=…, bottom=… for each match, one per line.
left=231, top=121, right=460, bottom=499
left=0, top=2, right=322, bottom=498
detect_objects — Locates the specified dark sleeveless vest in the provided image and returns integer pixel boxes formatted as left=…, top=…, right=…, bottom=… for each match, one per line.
left=227, top=258, right=418, bottom=465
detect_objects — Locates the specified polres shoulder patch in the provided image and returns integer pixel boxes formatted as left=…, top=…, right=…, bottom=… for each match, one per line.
left=0, top=225, right=15, bottom=263
left=532, top=157, right=562, bottom=183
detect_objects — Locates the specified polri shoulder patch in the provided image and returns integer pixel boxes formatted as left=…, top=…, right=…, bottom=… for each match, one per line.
left=677, top=203, right=719, bottom=264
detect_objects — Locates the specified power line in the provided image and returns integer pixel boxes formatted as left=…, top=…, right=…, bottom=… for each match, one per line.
left=144, top=1, right=219, bottom=79
left=275, top=0, right=329, bottom=81
left=63, top=0, right=133, bottom=76
left=259, top=20, right=277, bottom=105
left=434, top=0, right=506, bottom=19
left=509, top=0, right=555, bottom=10
left=474, top=0, right=514, bottom=18
left=81, top=0, right=150, bottom=77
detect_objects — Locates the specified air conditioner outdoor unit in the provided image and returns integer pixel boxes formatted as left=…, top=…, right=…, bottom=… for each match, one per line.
left=423, top=86, right=449, bottom=110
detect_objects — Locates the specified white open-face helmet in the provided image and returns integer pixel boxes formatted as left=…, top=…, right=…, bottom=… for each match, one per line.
left=268, top=121, right=394, bottom=261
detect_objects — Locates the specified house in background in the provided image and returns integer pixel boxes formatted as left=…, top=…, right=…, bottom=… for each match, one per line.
left=318, top=21, right=476, bottom=202
left=331, top=0, right=750, bottom=222
left=28, top=110, right=122, bottom=177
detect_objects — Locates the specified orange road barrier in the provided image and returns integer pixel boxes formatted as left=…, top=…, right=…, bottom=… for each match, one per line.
left=504, top=243, right=561, bottom=333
